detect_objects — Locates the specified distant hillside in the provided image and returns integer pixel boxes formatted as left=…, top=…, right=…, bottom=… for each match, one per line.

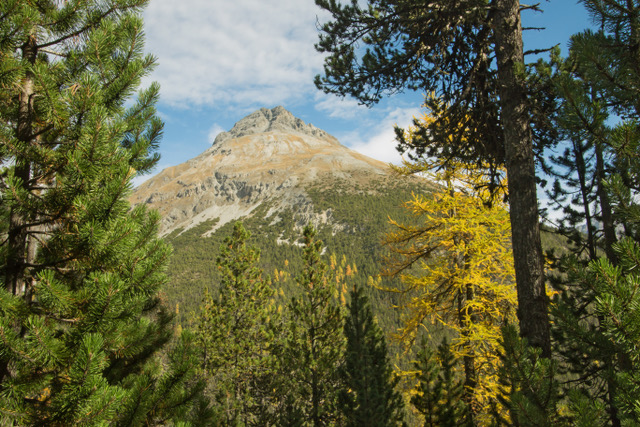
left=130, top=106, right=435, bottom=335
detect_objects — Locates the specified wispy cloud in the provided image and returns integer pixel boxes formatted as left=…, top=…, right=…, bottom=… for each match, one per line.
left=314, top=93, right=367, bottom=119
left=143, top=0, right=327, bottom=109
left=338, top=106, right=422, bottom=165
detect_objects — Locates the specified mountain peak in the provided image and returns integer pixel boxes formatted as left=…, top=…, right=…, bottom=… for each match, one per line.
left=212, top=106, right=334, bottom=145
left=131, top=105, right=412, bottom=236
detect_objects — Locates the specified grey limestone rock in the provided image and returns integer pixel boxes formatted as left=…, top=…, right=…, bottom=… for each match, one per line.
left=212, top=106, right=333, bottom=145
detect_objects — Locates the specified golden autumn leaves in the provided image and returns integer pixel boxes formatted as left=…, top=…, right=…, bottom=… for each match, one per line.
left=384, top=108, right=517, bottom=422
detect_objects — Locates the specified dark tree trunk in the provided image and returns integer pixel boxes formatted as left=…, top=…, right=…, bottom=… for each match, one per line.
left=5, top=35, right=37, bottom=297
left=493, top=0, right=551, bottom=357
left=595, top=141, right=617, bottom=264
left=463, top=284, right=478, bottom=423
left=456, top=290, right=477, bottom=425
left=573, top=139, right=597, bottom=260
left=594, top=141, right=621, bottom=427
left=1, top=32, right=37, bottom=387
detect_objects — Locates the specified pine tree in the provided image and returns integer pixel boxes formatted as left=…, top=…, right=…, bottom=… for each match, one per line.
left=412, top=337, right=471, bottom=427
left=338, top=283, right=405, bottom=426
left=500, top=249, right=640, bottom=425
left=195, top=221, right=279, bottom=426
left=0, top=1, right=207, bottom=424
left=546, top=44, right=616, bottom=263
left=585, top=239, right=640, bottom=423
left=315, top=0, right=553, bottom=355
left=278, top=225, right=345, bottom=426
left=539, top=2, right=640, bottom=426
left=495, top=325, right=563, bottom=426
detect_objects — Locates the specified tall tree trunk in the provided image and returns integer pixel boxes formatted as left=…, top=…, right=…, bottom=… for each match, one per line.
left=1, top=32, right=37, bottom=388
left=5, top=35, right=37, bottom=297
left=573, top=139, right=597, bottom=260
left=310, top=324, right=320, bottom=427
left=594, top=140, right=621, bottom=427
left=456, top=291, right=476, bottom=424
left=594, top=141, right=617, bottom=264
left=460, top=283, right=478, bottom=424
left=493, top=0, right=551, bottom=357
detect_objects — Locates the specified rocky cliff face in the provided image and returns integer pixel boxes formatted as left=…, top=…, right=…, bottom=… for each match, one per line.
left=129, top=106, right=398, bottom=236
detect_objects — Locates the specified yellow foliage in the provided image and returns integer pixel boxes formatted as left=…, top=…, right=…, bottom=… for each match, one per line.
left=327, top=252, right=352, bottom=306
left=385, top=158, right=516, bottom=422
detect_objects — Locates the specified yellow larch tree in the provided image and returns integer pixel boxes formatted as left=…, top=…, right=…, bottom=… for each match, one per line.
left=384, top=110, right=517, bottom=424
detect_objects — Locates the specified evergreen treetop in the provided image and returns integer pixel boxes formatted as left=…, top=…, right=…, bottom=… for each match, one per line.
left=278, top=225, right=345, bottom=426
left=0, top=1, right=207, bottom=424
left=339, top=283, right=405, bottom=426
left=195, top=221, right=279, bottom=426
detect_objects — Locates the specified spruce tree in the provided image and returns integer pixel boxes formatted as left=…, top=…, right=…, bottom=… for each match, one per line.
left=338, top=283, right=405, bottom=426
left=0, top=1, right=207, bottom=424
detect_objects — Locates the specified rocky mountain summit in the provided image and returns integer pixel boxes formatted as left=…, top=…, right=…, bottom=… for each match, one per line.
left=130, top=106, right=398, bottom=236
left=212, top=105, right=333, bottom=145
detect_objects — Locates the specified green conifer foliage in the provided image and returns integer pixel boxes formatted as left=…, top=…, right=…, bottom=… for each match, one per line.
left=502, top=239, right=640, bottom=425
left=495, top=326, right=563, bottom=426
left=412, top=338, right=471, bottom=427
left=540, top=2, right=640, bottom=426
left=553, top=239, right=640, bottom=425
left=278, top=225, right=345, bottom=426
left=0, top=1, right=206, bottom=424
left=546, top=71, right=613, bottom=261
left=338, top=283, right=405, bottom=426
left=195, top=221, right=279, bottom=426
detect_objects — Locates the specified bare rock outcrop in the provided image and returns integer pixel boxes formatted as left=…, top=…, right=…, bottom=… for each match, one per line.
left=212, top=106, right=336, bottom=146
left=129, top=106, right=394, bottom=236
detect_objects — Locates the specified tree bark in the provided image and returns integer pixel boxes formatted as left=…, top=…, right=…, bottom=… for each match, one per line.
left=493, top=0, right=551, bottom=357
left=573, top=139, right=597, bottom=260
left=595, top=141, right=617, bottom=264
left=1, top=33, right=38, bottom=387
left=5, top=34, right=37, bottom=297
left=458, top=284, right=478, bottom=424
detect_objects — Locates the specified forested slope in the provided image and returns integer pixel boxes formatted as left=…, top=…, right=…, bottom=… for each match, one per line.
left=163, top=175, right=428, bottom=336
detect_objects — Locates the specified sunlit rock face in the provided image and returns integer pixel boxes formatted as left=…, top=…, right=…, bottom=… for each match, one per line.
left=129, top=106, right=395, bottom=236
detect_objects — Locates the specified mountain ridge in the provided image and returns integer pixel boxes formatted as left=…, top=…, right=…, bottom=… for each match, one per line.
left=212, top=105, right=335, bottom=145
left=128, top=106, right=433, bottom=334
left=130, top=106, right=409, bottom=237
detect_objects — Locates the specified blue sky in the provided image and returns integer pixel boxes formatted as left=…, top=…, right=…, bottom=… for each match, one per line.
left=136, top=0, right=594, bottom=186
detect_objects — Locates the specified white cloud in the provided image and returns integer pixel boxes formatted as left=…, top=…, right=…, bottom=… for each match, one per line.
left=143, top=0, right=328, bottom=108
left=340, top=106, right=421, bottom=165
left=314, top=93, right=367, bottom=119
left=207, top=123, right=225, bottom=145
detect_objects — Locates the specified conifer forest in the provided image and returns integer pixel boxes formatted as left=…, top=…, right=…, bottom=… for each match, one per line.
left=2, top=0, right=640, bottom=425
